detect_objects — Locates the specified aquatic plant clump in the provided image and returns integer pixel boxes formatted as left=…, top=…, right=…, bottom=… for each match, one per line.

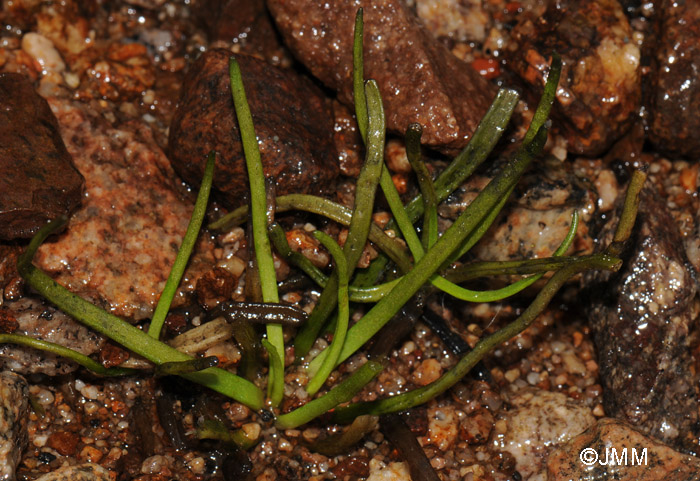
left=16, top=9, right=642, bottom=447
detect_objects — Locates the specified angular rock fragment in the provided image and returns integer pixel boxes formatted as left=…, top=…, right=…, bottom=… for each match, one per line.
left=168, top=49, right=338, bottom=209
left=0, top=73, right=84, bottom=240
left=0, top=372, right=29, bottom=481
left=506, top=0, right=641, bottom=156
left=0, top=297, right=103, bottom=375
left=34, top=464, right=113, bottom=481
left=586, top=186, right=699, bottom=452
left=491, top=388, right=596, bottom=480
left=547, top=419, right=700, bottom=481
left=648, top=0, right=700, bottom=158
left=267, top=0, right=497, bottom=152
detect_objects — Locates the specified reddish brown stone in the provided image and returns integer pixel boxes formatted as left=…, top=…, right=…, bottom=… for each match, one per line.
left=331, top=456, right=370, bottom=478
left=0, top=308, right=18, bottom=334
left=193, top=0, right=289, bottom=65
left=98, top=342, right=130, bottom=369
left=195, top=266, right=237, bottom=309
left=267, top=0, right=497, bottom=153
left=167, top=50, right=339, bottom=210
left=47, top=431, right=81, bottom=456
left=0, top=73, right=84, bottom=240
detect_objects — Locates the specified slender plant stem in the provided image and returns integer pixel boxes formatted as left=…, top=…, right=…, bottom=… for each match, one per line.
left=294, top=80, right=387, bottom=359
left=445, top=256, right=581, bottom=282
left=607, top=169, right=647, bottom=256
left=308, top=126, right=549, bottom=376
left=353, top=87, right=520, bottom=288
left=149, top=152, right=215, bottom=339
left=197, top=419, right=258, bottom=450
left=332, top=253, right=621, bottom=422
left=353, top=8, right=367, bottom=140
left=261, top=339, right=284, bottom=401
left=230, top=58, right=284, bottom=406
left=0, top=333, right=135, bottom=376
left=276, top=360, right=383, bottom=429
left=306, top=231, right=349, bottom=395
left=405, top=124, right=437, bottom=249
left=402, top=88, right=520, bottom=224
left=212, top=195, right=412, bottom=272
left=269, top=223, right=401, bottom=302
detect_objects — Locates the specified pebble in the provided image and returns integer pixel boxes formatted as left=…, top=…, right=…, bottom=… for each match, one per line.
left=21, top=33, right=65, bottom=73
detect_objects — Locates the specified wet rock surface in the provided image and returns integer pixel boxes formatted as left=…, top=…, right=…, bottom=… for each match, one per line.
left=0, top=372, right=28, bottom=481
left=648, top=0, right=700, bottom=158
left=267, top=0, right=497, bottom=152
left=492, top=387, right=596, bottom=480
left=507, top=0, right=641, bottom=156
left=0, top=73, right=84, bottom=240
left=440, top=158, right=597, bottom=262
left=168, top=49, right=338, bottom=210
left=547, top=418, right=700, bottom=481
left=586, top=185, right=699, bottom=453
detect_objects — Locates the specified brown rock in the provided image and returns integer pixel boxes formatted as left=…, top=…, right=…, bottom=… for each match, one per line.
left=0, top=244, right=21, bottom=293
left=267, top=0, right=497, bottom=152
left=0, top=307, right=18, bottom=334
left=0, top=73, right=83, bottom=239
left=547, top=418, right=700, bottom=481
left=332, top=100, right=364, bottom=178
left=168, top=49, right=338, bottom=210
left=507, top=0, right=641, bottom=156
left=648, top=0, right=700, bottom=158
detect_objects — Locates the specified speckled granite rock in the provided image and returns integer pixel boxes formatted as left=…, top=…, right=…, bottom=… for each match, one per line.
left=547, top=418, right=700, bottom=481
left=0, top=73, right=84, bottom=240
left=0, top=372, right=29, bottom=481
left=33, top=96, right=216, bottom=321
left=34, top=464, right=112, bottom=481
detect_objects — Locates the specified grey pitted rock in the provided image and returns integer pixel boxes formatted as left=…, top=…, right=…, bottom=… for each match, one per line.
left=266, top=0, right=497, bottom=153
left=168, top=50, right=338, bottom=210
left=586, top=185, right=699, bottom=453
left=0, top=73, right=84, bottom=240
left=0, top=372, right=28, bottom=481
